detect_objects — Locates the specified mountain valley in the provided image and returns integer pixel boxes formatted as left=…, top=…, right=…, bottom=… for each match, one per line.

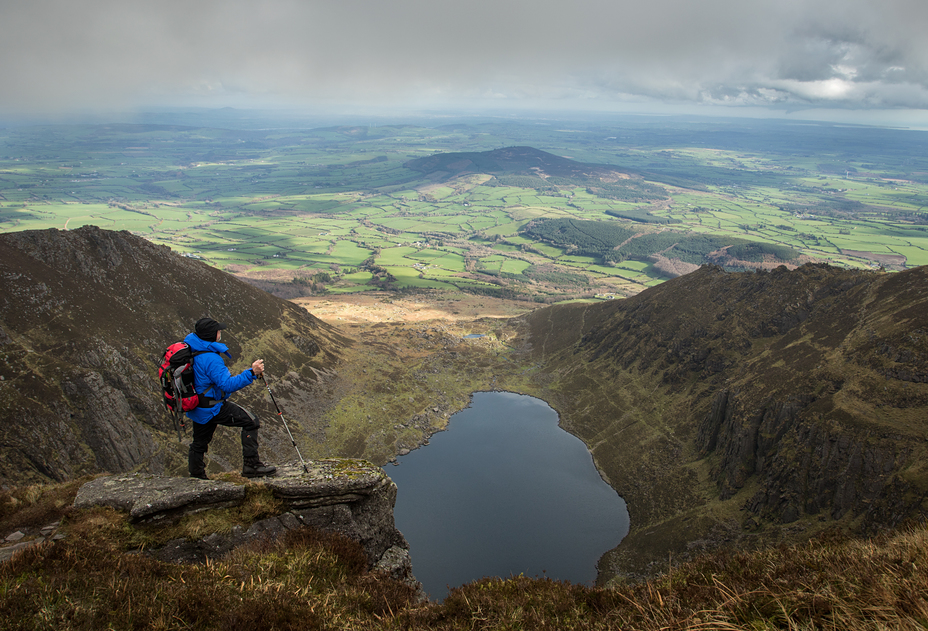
left=2, top=226, right=928, bottom=588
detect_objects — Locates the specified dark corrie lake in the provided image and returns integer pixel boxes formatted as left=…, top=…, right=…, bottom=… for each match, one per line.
left=386, top=391, right=629, bottom=601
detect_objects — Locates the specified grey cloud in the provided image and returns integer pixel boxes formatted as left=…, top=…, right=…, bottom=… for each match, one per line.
left=1, top=0, right=927, bottom=117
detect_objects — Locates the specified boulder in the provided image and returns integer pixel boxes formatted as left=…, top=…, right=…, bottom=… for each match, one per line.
left=74, top=474, right=245, bottom=522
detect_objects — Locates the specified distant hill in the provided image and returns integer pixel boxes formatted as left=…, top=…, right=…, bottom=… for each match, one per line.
left=406, top=145, right=669, bottom=208
left=513, top=263, right=928, bottom=579
left=0, top=226, right=348, bottom=486
left=404, top=146, right=627, bottom=179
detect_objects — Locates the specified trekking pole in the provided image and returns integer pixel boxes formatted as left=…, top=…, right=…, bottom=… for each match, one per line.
left=259, top=373, right=309, bottom=473
left=172, top=413, right=186, bottom=443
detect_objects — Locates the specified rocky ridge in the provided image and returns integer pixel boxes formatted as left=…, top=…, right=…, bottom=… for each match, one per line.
left=70, top=459, right=417, bottom=586
left=0, top=226, right=348, bottom=486
left=513, top=263, right=928, bottom=580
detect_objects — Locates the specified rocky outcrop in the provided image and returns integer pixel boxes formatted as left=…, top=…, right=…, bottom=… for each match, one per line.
left=74, top=472, right=247, bottom=522
left=696, top=387, right=924, bottom=531
left=73, top=459, right=416, bottom=587
left=61, top=370, right=159, bottom=473
left=0, top=521, right=64, bottom=564
left=697, top=390, right=811, bottom=500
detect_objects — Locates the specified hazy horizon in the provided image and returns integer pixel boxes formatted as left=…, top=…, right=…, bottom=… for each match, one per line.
left=2, top=0, right=928, bottom=128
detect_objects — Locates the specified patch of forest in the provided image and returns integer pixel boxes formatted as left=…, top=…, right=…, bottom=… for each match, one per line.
left=484, top=173, right=669, bottom=205
left=605, top=208, right=681, bottom=224
left=522, top=218, right=799, bottom=266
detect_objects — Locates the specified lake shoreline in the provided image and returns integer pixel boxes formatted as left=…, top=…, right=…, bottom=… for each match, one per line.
left=386, top=391, right=629, bottom=601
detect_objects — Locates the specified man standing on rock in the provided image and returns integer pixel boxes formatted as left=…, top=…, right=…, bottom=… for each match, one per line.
left=185, top=317, right=276, bottom=480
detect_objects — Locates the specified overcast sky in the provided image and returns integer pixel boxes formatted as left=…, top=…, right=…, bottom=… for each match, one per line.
left=3, top=0, right=928, bottom=125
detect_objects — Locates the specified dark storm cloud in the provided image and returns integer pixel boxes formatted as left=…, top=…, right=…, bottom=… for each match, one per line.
left=1, top=0, right=927, bottom=116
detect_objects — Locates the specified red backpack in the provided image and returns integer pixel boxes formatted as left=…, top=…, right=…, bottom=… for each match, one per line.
left=158, top=342, right=211, bottom=439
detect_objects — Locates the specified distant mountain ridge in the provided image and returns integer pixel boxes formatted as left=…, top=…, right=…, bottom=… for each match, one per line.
left=0, top=226, right=347, bottom=486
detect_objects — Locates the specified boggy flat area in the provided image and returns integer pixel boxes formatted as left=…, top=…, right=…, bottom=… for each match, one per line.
left=283, top=291, right=543, bottom=469
left=293, top=292, right=534, bottom=327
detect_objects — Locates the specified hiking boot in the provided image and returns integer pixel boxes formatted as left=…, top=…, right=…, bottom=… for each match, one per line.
left=190, top=471, right=209, bottom=480
left=242, top=460, right=277, bottom=478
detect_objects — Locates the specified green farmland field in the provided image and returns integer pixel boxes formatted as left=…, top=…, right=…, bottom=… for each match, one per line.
left=2, top=115, right=928, bottom=300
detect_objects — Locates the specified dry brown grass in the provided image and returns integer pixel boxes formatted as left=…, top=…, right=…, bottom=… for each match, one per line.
left=0, top=476, right=91, bottom=534
left=2, top=479, right=928, bottom=630
left=397, top=526, right=928, bottom=630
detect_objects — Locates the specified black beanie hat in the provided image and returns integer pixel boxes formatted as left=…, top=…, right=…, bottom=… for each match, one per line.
left=195, top=317, right=227, bottom=341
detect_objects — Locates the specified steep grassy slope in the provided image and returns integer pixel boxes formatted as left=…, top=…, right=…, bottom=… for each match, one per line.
left=511, top=264, right=928, bottom=579
left=0, top=226, right=350, bottom=485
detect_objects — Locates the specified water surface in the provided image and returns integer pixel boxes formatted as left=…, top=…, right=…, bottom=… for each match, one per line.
left=387, top=391, right=629, bottom=600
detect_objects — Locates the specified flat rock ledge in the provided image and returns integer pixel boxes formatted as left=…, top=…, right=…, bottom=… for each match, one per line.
left=73, top=459, right=418, bottom=590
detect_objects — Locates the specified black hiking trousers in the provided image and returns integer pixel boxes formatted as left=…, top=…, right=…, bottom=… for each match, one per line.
left=188, top=401, right=260, bottom=476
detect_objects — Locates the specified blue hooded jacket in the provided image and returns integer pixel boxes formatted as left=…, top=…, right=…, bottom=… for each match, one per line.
left=183, top=331, right=256, bottom=424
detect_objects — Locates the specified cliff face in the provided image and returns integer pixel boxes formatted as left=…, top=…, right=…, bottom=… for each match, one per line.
left=516, top=264, right=928, bottom=578
left=0, top=226, right=348, bottom=486
left=687, top=265, right=928, bottom=531
left=697, top=389, right=917, bottom=527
